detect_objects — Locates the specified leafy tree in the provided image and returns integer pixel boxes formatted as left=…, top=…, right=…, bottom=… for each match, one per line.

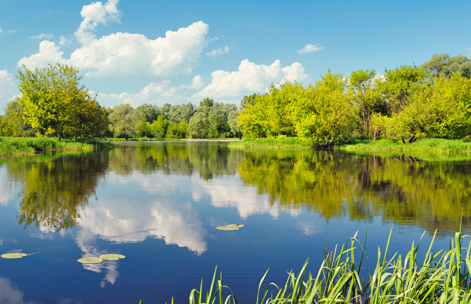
left=166, top=121, right=188, bottom=139
left=109, top=104, right=142, bottom=140
left=208, top=102, right=232, bottom=137
left=160, top=103, right=172, bottom=117
left=349, top=69, right=387, bottom=136
left=135, top=104, right=159, bottom=123
left=379, top=65, right=427, bottom=114
left=2, top=98, right=36, bottom=137
left=200, top=97, right=214, bottom=108
left=240, top=94, right=258, bottom=110
left=17, top=63, right=107, bottom=139
left=227, top=110, right=242, bottom=139
left=150, top=115, right=169, bottom=138
left=293, top=71, right=355, bottom=146
left=189, top=112, right=209, bottom=138
left=422, top=54, right=471, bottom=78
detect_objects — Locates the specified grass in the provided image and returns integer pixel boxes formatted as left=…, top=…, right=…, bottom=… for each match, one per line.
left=229, top=137, right=311, bottom=149
left=339, top=138, right=471, bottom=153
left=149, top=229, right=471, bottom=304
left=0, top=137, right=113, bottom=158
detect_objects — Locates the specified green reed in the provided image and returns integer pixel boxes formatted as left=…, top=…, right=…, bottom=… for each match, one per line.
left=147, top=229, right=471, bottom=303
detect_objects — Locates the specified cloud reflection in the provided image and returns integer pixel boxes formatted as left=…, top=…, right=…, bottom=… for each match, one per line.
left=0, top=277, right=36, bottom=304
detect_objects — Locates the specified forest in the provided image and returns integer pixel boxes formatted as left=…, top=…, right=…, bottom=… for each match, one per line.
left=1, top=54, right=470, bottom=145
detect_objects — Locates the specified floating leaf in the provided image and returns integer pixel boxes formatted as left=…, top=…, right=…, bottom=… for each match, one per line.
left=77, top=257, right=103, bottom=264
left=1, top=253, right=29, bottom=259
left=99, top=254, right=126, bottom=261
left=216, top=224, right=245, bottom=231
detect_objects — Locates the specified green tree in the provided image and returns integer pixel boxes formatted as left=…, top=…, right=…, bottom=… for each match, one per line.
left=109, top=104, right=142, bottom=140
left=2, top=98, right=36, bottom=137
left=422, top=54, right=471, bottom=78
left=150, top=115, right=169, bottom=138
left=293, top=71, right=355, bottom=146
left=17, top=63, right=107, bottom=139
left=349, top=69, right=387, bottom=136
left=379, top=65, right=427, bottom=114
left=135, top=104, right=159, bottom=123
left=166, top=121, right=188, bottom=139
left=189, top=112, right=209, bottom=138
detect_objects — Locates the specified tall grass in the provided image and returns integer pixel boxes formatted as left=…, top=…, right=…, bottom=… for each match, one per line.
left=340, top=138, right=471, bottom=153
left=156, top=229, right=471, bottom=304
left=0, top=137, right=112, bottom=157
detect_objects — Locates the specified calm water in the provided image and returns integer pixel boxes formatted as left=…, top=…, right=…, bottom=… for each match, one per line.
left=1, top=142, right=471, bottom=304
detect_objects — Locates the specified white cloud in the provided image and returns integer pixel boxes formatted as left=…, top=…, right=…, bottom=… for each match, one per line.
left=70, top=21, right=209, bottom=78
left=0, top=70, right=17, bottom=113
left=193, top=59, right=307, bottom=99
left=59, top=36, right=71, bottom=46
left=206, top=46, right=230, bottom=57
left=0, top=28, right=2, bottom=33
left=30, top=33, right=54, bottom=40
left=190, top=75, right=205, bottom=89
left=98, top=80, right=189, bottom=108
left=17, top=41, right=64, bottom=69
left=8, top=30, right=17, bottom=34
left=75, top=0, right=121, bottom=45
left=298, top=43, right=324, bottom=54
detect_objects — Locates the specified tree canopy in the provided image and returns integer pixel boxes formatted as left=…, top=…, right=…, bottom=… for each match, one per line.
left=17, top=63, right=108, bottom=139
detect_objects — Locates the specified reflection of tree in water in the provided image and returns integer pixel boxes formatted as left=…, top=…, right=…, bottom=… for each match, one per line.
left=237, top=150, right=471, bottom=235
left=108, top=142, right=242, bottom=180
left=10, top=151, right=109, bottom=230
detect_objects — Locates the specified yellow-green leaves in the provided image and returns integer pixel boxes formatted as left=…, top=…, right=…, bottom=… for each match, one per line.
left=77, top=257, right=103, bottom=264
left=216, top=224, right=245, bottom=231
left=100, top=254, right=126, bottom=261
left=1, top=253, right=29, bottom=259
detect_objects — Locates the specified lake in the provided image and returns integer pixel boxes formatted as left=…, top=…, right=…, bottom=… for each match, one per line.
left=1, top=142, right=471, bottom=304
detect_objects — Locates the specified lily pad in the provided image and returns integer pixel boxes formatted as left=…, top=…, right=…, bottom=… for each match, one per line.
left=77, top=257, right=103, bottom=264
left=216, top=224, right=245, bottom=231
left=99, top=254, right=126, bottom=261
left=1, top=253, right=29, bottom=259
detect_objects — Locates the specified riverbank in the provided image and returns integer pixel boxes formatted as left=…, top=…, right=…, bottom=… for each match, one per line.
left=0, top=137, right=113, bottom=158
left=229, top=137, right=471, bottom=153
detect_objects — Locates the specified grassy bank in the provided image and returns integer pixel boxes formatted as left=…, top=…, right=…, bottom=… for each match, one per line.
left=0, top=137, right=113, bottom=158
left=340, top=138, right=471, bottom=153
left=229, top=137, right=471, bottom=153
left=155, top=230, right=471, bottom=304
left=229, top=137, right=310, bottom=149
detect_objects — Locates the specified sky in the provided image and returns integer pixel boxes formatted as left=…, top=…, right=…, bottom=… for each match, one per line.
left=0, top=0, right=470, bottom=113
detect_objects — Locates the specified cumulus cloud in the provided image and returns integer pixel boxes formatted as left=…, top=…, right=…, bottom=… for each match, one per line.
left=193, top=59, right=307, bottom=99
left=206, top=46, right=230, bottom=57
left=75, top=0, right=121, bottom=45
left=0, top=70, right=17, bottom=113
left=30, top=33, right=54, bottom=40
left=298, top=43, right=324, bottom=54
left=17, top=41, right=64, bottom=68
left=19, top=0, right=209, bottom=80
left=0, top=277, right=37, bottom=304
left=70, top=21, right=209, bottom=78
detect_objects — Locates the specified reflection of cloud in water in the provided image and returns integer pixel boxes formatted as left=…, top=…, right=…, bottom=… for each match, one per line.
left=195, top=175, right=279, bottom=219
left=0, top=167, right=15, bottom=206
left=0, top=277, right=36, bottom=304
left=298, top=222, right=318, bottom=236
left=77, top=198, right=206, bottom=254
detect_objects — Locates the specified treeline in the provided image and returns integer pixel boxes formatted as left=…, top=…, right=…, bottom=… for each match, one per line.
left=106, top=98, right=240, bottom=140
left=1, top=54, right=470, bottom=142
left=239, top=54, right=471, bottom=146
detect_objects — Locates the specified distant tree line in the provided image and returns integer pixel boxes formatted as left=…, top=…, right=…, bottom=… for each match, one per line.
left=1, top=54, right=470, bottom=143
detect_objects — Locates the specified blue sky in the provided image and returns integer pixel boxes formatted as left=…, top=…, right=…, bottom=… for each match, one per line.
left=1, top=0, right=470, bottom=113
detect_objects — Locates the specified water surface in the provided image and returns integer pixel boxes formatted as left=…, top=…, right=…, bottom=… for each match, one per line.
left=1, top=142, right=470, bottom=303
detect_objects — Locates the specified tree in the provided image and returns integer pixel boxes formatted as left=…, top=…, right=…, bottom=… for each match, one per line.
left=349, top=69, right=387, bottom=136
left=2, top=98, right=36, bottom=137
left=293, top=71, right=356, bottom=146
left=189, top=112, right=209, bottom=138
left=135, top=104, right=159, bottom=123
left=379, top=65, right=427, bottom=114
left=109, top=104, right=142, bottom=140
left=422, top=54, right=471, bottom=78
left=17, top=63, right=108, bottom=139
left=150, top=115, right=169, bottom=138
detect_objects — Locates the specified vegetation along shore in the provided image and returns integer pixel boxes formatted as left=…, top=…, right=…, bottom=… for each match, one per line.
left=142, top=230, right=471, bottom=304
left=1, top=54, right=471, bottom=152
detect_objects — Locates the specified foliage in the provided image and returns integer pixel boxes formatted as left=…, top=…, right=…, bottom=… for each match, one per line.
left=17, top=63, right=108, bottom=139
left=422, top=53, right=471, bottom=78
left=166, top=121, right=189, bottom=139
left=150, top=115, right=169, bottom=138
left=1, top=98, right=36, bottom=137
left=108, top=104, right=143, bottom=140
left=293, top=72, right=356, bottom=146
